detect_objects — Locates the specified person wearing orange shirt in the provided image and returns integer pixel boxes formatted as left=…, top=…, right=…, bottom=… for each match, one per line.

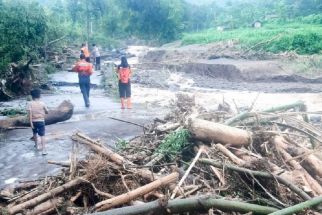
left=117, top=56, right=132, bottom=109
left=73, top=54, right=93, bottom=107
left=81, top=43, right=91, bottom=62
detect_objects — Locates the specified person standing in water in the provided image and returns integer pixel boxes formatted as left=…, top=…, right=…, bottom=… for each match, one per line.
left=117, top=56, right=132, bottom=109
left=28, top=89, right=49, bottom=155
left=73, top=54, right=93, bottom=107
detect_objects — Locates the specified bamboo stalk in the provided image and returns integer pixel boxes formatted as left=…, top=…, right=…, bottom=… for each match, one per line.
left=92, top=195, right=278, bottom=215
left=268, top=196, right=322, bottom=215
left=95, top=172, right=179, bottom=211
left=225, top=101, right=305, bottom=126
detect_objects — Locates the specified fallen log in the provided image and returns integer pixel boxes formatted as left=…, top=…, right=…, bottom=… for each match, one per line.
left=269, top=196, right=322, bottom=215
left=199, top=159, right=311, bottom=201
left=8, top=177, right=84, bottom=214
left=93, top=195, right=278, bottom=215
left=0, top=100, right=73, bottom=129
left=95, top=172, right=179, bottom=212
left=72, top=132, right=155, bottom=181
left=187, top=118, right=251, bottom=146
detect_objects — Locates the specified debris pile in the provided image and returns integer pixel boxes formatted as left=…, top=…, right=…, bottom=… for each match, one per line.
left=1, top=94, right=322, bottom=215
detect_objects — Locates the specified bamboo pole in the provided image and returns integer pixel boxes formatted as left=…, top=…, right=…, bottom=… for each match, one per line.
left=268, top=196, right=322, bottom=215
left=95, top=172, right=179, bottom=212
left=92, top=195, right=278, bottom=215
left=225, top=101, right=305, bottom=126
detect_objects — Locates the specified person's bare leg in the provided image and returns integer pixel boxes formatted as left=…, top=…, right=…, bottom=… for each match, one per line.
left=33, top=134, right=39, bottom=149
left=40, top=136, right=47, bottom=155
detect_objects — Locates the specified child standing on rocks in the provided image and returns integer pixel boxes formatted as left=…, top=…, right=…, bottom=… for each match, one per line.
left=28, top=89, right=49, bottom=155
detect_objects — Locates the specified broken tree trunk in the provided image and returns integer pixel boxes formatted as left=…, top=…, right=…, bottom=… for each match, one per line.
left=93, top=195, right=278, bottom=215
left=95, top=172, right=179, bottom=212
left=8, top=177, right=83, bottom=214
left=187, top=118, right=251, bottom=146
left=0, top=100, right=73, bottom=129
left=72, top=132, right=155, bottom=182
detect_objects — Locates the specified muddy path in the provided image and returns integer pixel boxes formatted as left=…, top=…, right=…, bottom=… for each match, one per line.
left=1, top=45, right=322, bottom=189
left=0, top=48, right=167, bottom=188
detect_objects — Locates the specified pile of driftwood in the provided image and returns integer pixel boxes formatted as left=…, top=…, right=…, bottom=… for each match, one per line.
left=1, top=95, right=322, bottom=215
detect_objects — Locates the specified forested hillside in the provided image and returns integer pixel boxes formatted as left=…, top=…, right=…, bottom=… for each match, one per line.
left=0, top=0, right=321, bottom=76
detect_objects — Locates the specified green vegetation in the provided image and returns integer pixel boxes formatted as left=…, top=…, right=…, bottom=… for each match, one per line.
left=1, top=0, right=322, bottom=82
left=115, top=139, right=128, bottom=150
left=0, top=0, right=47, bottom=75
left=156, top=129, right=190, bottom=157
left=0, top=108, right=26, bottom=117
left=182, top=23, right=322, bottom=54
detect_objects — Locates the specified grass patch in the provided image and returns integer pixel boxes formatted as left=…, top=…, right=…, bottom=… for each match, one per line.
left=155, top=128, right=191, bottom=157
left=182, top=23, right=322, bottom=54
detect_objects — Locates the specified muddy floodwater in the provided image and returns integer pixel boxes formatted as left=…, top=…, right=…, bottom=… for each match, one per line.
left=1, top=46, right=322, bottom=189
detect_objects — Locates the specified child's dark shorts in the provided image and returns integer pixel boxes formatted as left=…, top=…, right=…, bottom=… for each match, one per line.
left=32, top=121, right=45, bottom=136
